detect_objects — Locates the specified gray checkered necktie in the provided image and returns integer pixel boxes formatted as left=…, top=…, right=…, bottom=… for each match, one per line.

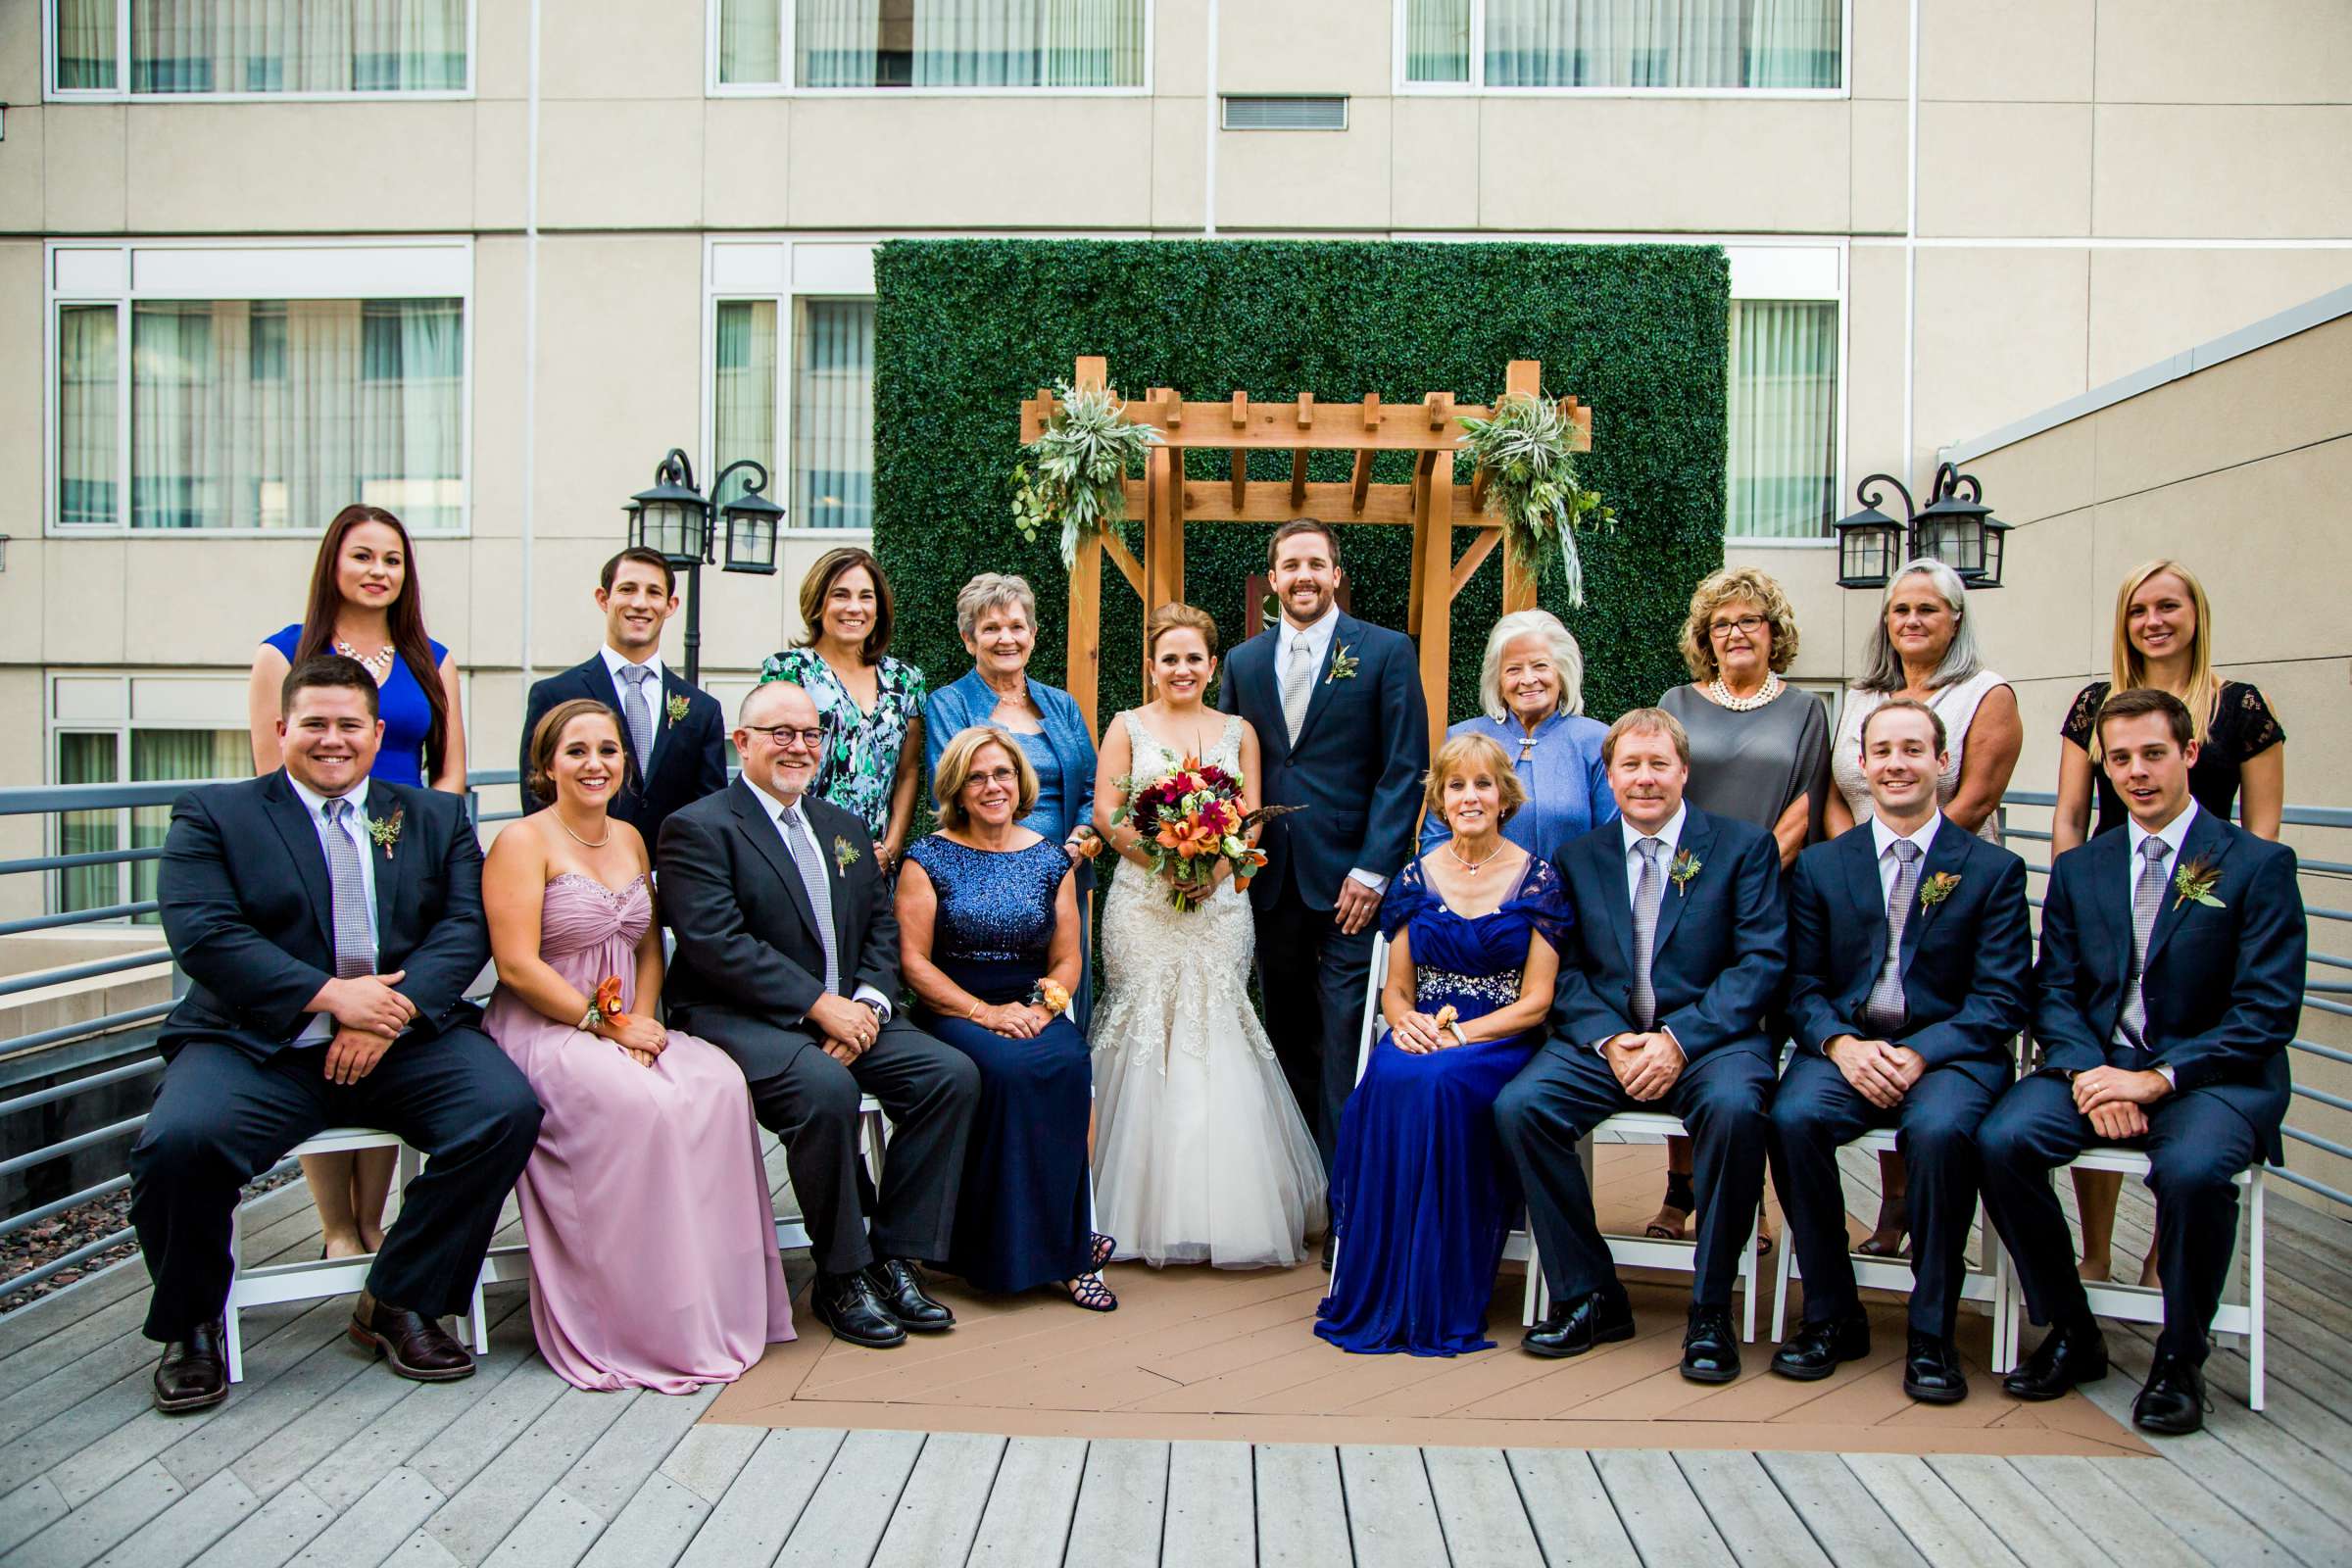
left=320, top=798, right=374, bottom=980
left=780, top=803, right=840, bottom=998
left=1863, top=838, right=1924, bottom=1036
left=2116, top=836, right=2171, bottom=1055
left=1630, top=837, right=1664, bottom=1030
left=1280, top=632, right=1315, bottom=746
left=618, top=663, right=658, bottom=768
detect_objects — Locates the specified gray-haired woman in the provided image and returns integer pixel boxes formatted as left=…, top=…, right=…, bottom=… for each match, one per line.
left=1418, top=610, right=1617, bottom=863
left=923, top=573, right=1101, bottom=1027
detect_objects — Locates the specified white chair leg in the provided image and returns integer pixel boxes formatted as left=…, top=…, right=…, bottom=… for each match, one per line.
left=1770, top=1218, right=1794, bottom=1344
left=224, top=1198, right=246, bottom=1385
left=1740, top=1209, right=1759, bottom=1344
left=468, top=1279, right=490, bottom=1357
left=2249, top=1168, right=2267, bottom=1412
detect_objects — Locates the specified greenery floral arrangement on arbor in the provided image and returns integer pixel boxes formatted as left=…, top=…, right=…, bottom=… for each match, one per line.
left=1456, top=391, right=1613, bottom=607
left=1009, top=380, right=1163, bottom=567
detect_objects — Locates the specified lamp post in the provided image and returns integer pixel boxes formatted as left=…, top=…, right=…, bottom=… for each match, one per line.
left=1833, top=462, right=2011, bottom=591
left=622, top=448, right=782, bottom=686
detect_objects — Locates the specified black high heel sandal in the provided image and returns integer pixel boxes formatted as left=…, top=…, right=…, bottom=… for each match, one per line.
left=1065, top=1272, right=1118, bottom=1311
left=1089, top=1232, right=1117, bottom=1271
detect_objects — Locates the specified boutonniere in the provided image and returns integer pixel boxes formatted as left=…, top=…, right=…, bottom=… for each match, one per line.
left=1325, top=644, right=1360, bottom=684
left=2173, top=854, right=2226, bottom=911
left=665, top=693, right=690, bottom=725
left=366, top=807, right=404, bottom=860
left=1668, top=848, right=1701, bottom=895
left=1919, top=871, right=1962, bottom=909
left=833, top=836, right=860, bottom=875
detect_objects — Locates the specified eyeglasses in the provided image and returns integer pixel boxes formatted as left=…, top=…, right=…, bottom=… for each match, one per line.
left=965, top=768, right=1021, bottom=789
left=743, top=724, right=825, bottom=750
left=1707, top=614, right=1769, bottom=640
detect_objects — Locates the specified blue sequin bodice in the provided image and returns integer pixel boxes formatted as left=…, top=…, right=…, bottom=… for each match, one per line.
left=905, top=835, right=1070, bottom=995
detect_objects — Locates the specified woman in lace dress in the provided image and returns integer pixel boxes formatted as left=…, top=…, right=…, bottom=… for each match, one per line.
left=483, top=700, right=793, bottom=1392
left=1090, top=604, right=1327, bottom=1268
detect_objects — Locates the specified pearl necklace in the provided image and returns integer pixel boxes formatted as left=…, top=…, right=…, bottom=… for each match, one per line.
left=334, top=639, right=397, bottom=680
left=1706, top=672, right=1784, bottom=712
left=1447, top=837, right=1504, bottom=875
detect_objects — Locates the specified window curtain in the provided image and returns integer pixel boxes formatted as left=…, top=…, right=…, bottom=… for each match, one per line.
left=127, top=0, right=466, bottom=93
left=1405, top=0, right=1471, bottom=82
left=797, top=0, right=881, bottom=86
left=56, top=0, right=119, bottom=88
left=125, top=298, right=463, bottom=531
left=719, top=0, right=785, bottom=82
left=1727, top=299, right=1838, bottom=539
left=912, top=0, right=1142, bottom=86
left=713, top=300, right=779, bottom=514
left=56, top=734, right=118, bottom=916
left=58, top=305, right=119, bottom=526
left=1484, top=0, right=1836, bottom=88
left=794, top=300, right=873, bottom=529
left=130, top=731, right=248, bottom=921
left=1039, top=0, right=1144, bottom=87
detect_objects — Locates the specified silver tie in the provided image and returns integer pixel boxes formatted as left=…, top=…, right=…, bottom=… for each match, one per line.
left=2116, top=837, right=2171, bottom=1056
left=782, top=805, right=840, bottom=999
left=1280, top=632, right=1315, bottom=746
left=321, top=799, right=375, bottom=981
left=1863, top=838, right=1924, bottom=1036
left=619, top=663, right=658, bottom=769
left=1630, top=838, right=1664, bottom=1030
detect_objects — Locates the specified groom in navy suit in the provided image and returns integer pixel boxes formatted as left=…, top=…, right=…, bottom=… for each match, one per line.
left=1494, top=707, right=1784, bottom=1382
left=1980, top=687, right=2304, bottom=1436
left=1219, top=519, right=1427, bottom=1176
left=1768, top=699, right=2032, bottom=1403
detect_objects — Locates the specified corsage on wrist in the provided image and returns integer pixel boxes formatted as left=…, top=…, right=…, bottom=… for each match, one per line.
left=1028, top=979, right=1072, bottom=1017
left=579, top=975, right=624, bottom=1034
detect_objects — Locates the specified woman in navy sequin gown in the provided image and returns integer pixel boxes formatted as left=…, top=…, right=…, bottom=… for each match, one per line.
left=1317, top=734, right=1570, bottom=1355
left=898, top=728, right=1112, bottom=1309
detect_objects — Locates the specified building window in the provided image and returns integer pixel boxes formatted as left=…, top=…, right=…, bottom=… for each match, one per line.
left=716, top=0, right=1149, bottom=90
left=51, top=243, right=470, bottom=534
left=1402, top=0, right=1841, bottom=91
left=53, top=725, right=248, bottom=920
left=711, top=295, right=873, bottom=531
left=1726, top=298, right=1838, bottom=539
left=49, top=0, right=471, bottom=97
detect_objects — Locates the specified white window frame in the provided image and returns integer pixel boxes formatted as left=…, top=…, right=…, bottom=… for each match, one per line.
left=42, top=0, right=478, bottom=102
left=707, top=0, right=1153, bottom=97
left=43, top=237, right=476, bottom=539
left=1725, top=243, right=1845, bottom=547
left=1392, top=0, right=1848, bottom=98
left=44, top=670, right=250, bottom=917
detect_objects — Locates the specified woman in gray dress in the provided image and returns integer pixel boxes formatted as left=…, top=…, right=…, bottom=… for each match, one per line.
left=1648, top=565, right=1830, bottom=1244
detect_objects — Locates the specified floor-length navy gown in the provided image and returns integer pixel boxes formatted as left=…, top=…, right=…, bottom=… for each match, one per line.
left=905, top=834, right=1094, bottom=1295
left=1316, top=855, right=1569, bottom=1355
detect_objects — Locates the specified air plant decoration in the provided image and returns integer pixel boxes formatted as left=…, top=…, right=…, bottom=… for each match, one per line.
left=1009, top=380, right=1164, bottom=567
left=1455, top=391, right=1613, bottom=608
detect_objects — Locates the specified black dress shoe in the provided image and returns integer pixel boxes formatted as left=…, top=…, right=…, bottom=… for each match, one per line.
left=348, top=1292, right=474, bottom=1382
left=152, top=1319, right=229, bottom=1413
left=1521, top=1290, right=1636, bottom=1359
left=1770, top=1311, right=1869, bottom=1382
left=865, top=1258, right=955, bottom=1332
left=2002, top=1319, right=2107, bottom=1401
left=813, top=1270, right=907, bottom=1348
left=1320, top=1233, right=1336, bottom=1273
left=2132, top=1351, right=2209, bottom=1436
left=1681, top=1305, right=1741, bottom=1384
left=1901, top=1331, right=1968, bottom=1404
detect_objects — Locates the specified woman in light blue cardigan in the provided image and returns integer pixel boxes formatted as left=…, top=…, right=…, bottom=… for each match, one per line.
left=1419, top=610, right=1617, bottom=865
left=924, top=573, right=1101, bottom=1029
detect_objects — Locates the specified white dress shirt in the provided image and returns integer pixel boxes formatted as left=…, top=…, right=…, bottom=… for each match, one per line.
left=1276, top=602, right=1388, bottom=896
left=601, top=645, right=666, bottom=763
left=287, top=773, right=377, bottom=1045
left=2123, top=799, right=2199, bottom=1088
left=746, top=777, right=894, bottom=1024
left=1869, top=810, right=1944, bottom=910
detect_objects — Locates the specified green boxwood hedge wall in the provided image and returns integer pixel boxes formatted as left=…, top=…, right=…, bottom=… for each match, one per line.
left=872, top=239, right=1729, bottom=731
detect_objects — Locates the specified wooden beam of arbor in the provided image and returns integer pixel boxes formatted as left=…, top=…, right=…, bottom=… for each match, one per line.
left=1289, top=451, right=1308, bottom=510
left=1348, top=450, right=1374, bottom=514
left=1449, top=528, right=1501, bottom=599
left=1117, top=477, right=1491, bottom=527
left=1230, top=450, right=1248, bottom=511
left=1019, top=393, right=1591, bottom=453
left=1102, top=530, right=1145, bottom=598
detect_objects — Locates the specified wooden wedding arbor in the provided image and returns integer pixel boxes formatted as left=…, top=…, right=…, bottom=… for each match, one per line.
left=1020, top=357, right=1593, bottom=753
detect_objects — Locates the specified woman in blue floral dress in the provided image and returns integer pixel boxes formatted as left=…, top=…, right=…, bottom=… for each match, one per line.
left=760, top=547, right=927, bottom=872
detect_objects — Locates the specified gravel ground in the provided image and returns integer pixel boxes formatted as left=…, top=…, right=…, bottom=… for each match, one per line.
left=1, top=1168, right=301, bottom=1316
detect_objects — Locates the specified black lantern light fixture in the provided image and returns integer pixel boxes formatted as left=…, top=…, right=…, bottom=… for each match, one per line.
left=1833, top=462, right=2009, bottom=592
left=621, top=448, right=783, bottom=684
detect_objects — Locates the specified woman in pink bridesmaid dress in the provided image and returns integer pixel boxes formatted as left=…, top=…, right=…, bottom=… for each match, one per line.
left=484, top=700, right=793, bottom=1392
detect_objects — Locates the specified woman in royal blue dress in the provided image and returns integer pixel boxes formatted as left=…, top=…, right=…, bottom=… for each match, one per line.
left=898, top=727, right=1114, bottom=1309
left=1318, top=732, right=1569, bottom=1356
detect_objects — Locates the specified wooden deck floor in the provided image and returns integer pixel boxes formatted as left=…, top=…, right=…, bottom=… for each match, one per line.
left=3, top=1140, right=2349, bottom=1568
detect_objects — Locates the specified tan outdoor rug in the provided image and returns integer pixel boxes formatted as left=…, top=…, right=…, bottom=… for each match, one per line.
left=709, top=1149, right=2150, bottom=1456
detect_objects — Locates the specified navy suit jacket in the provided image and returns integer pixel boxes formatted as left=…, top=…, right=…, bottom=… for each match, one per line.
left=517, top=654, right=727, bottom=849
left=1217, top=612, right=1427, bottom=911
left=1786, top=817, right=2032, bottom=1093
left=1549, top=805, right=1787, bottom=1072
left=155, top=773, right=488, bottom=1062
left=2033, top=807, right=2303, bottom=1157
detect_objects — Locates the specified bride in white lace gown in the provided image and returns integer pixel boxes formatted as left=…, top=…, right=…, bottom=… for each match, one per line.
left=1090, top=606, right=1327, bottom=1268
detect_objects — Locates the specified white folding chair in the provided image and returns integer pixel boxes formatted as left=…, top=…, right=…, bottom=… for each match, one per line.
left=223, top=1127, right=488, bottom=1384
left=1997, top=1148, right=2266, bottom=1410
left=1329, top=932, right=1544, bottom=1327
left=772, top=1095, right=892, bottom=1254
left=1546, top=1112, right=1764, bottom=1343
left=1765, top=1125, right=2013, bottom=1369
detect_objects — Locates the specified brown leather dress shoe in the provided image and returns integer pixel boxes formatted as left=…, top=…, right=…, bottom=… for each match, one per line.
left=349, top=1291, right=474, bottom=1382
left=153, top=1319, right=229, bottom=1413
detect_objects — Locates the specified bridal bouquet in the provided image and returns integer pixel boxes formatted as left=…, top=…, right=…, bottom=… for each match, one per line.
left=1113, top=757, right=1302, bottom=912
